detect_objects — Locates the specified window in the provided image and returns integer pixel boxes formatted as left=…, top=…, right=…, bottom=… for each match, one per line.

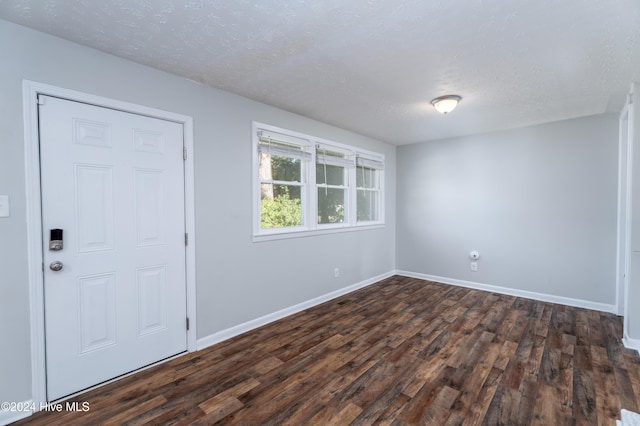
left=257, top=130, right=310, bottom=230
left=316, top=145, right=353, bottom=225
left=253, top=123, right=384, bottom=240
left=356, top=156, right=384, bottom=222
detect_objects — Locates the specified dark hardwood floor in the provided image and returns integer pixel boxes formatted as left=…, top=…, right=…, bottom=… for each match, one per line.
left=15, top=275, right=640, bottom=425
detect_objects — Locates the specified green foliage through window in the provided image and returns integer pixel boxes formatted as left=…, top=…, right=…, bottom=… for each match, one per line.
left=261, top=192, right=302, bottom=228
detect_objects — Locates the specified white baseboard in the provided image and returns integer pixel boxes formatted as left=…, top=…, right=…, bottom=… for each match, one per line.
left=197, top=270, right=396, bottom=351
left=396, top=270, right=618, bottom=314
left=623, top=335, right=640, bottom=352
left=619, top=409, right=640, bottom=425
left=0, top=400, right=33, bottom=426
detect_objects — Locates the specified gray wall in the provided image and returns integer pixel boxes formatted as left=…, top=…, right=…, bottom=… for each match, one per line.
left=397, top=114, right=618, bottom=305
left=0, top=20, right=396, bottom=404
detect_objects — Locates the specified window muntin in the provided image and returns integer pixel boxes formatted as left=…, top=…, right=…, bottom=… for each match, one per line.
left=253, top=123, right=384, bottom=239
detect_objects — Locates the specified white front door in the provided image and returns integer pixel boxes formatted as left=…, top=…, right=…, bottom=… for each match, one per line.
left=39, top=95, right=187, bottom=401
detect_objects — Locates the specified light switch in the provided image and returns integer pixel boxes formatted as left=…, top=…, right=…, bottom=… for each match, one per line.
left=0, top=195, right=10, bottom=218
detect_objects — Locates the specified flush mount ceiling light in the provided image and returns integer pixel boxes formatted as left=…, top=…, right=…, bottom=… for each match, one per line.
left=431, top=95, right=462, bottom=114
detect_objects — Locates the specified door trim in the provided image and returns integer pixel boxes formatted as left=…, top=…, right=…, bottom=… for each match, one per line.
left=22, top=80, right=197, bottom=408
left=623, top=83, right=637, bottom=343
left=618, top=100, right=630, bottom=317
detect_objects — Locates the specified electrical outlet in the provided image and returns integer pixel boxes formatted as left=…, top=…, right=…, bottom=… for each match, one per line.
left=334, top=267, right=340, bottom=278
left=470, top=262, right=478, bottom=272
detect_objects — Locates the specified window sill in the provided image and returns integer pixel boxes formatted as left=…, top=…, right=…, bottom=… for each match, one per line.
left=252, top=223, right=385, bottom=243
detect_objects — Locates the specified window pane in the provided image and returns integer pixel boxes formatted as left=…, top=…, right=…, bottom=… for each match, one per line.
left=272, top=155, right=301, bottom=182
left=357, top=190, right=379, bottom=221
left=316, top=164, right=345, bottom=186
left=318, top=188, right=345, bottom=224
left=259, top=153, right=301, bottom=182
left=356, top=166, right=376, bottom=189
left=261, top=184, right=302, bottom=228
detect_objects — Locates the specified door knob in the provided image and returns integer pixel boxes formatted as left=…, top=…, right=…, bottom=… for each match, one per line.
left=49, top=261, right=63, bottom=271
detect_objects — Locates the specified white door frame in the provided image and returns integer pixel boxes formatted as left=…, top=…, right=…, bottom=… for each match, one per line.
left=618, top=99, right=630, bottom=317
left=622, top=83, right=637, bottom=349
left=22, top=80, right=197, bottom=407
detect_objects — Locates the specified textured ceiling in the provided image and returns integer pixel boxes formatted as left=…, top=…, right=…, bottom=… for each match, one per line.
left=1, top=0, right=639, bottom=145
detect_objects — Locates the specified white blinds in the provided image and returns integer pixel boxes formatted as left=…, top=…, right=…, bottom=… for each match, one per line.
left=257, top=128, right=384, bottom=170
left=356, top=156, right=385, bottom=170
left=316, top=145, right=356, bottom=168
left=258, top=130, right=312, bottom=160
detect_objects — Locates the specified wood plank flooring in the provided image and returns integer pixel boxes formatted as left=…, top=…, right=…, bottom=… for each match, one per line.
left=15, top=276, right=640, bottom=425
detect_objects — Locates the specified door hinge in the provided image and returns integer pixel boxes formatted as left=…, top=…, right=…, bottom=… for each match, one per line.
left=186, top=317, right=190, bottom=330
left=185, top=233, right=188, bottom=246
left=37, top=95, right=46, bottom=105
left=183, top=147, right=187, bottom=160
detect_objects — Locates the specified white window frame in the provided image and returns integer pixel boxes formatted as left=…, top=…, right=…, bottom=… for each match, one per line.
left=356, top=153, right=385, bottom=224
left=315, top=143, right=354, bottom=229
left=252, top=122, right=385, bottom=242
left=256, top=127, right=311, bottom=235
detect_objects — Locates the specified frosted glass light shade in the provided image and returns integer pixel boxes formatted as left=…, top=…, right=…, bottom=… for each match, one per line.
left=431, top=95, right=461, bottom=114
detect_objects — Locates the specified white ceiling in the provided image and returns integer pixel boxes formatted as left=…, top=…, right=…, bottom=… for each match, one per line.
left=1, top=1, right=639, bottom=145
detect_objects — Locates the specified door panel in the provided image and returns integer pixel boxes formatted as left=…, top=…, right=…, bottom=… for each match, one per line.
left=135, top=169, right=165, bottom=246
left=75, top=164, right=115, bottom=252
left=39, top=95, right=187, bottom=400
left=136, top=265, right=168, bottom=336
left=78, top=272, right=117, bottom=353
